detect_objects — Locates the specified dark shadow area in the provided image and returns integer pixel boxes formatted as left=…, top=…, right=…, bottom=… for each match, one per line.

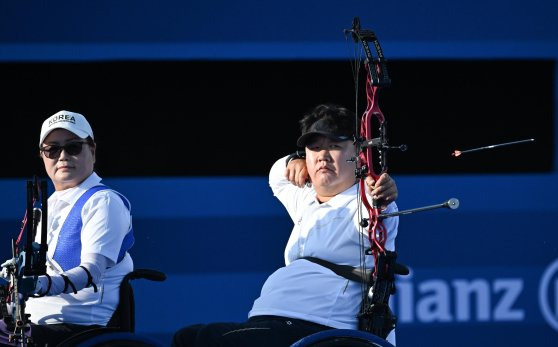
left=1, top=59, right=553, bottom=177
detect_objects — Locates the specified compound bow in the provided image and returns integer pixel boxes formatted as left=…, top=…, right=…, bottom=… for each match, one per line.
left=344, top=17, right=459, bottom=340
left=1, top=176, right=48, bottom=346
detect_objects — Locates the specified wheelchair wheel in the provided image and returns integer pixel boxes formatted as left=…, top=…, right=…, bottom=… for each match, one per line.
left=289, top=329, right=395, bottom=347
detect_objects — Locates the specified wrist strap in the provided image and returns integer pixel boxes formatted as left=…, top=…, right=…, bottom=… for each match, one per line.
left=32, top=274, right=52, bottom=298
left=286, top=150, right=306, bottom=166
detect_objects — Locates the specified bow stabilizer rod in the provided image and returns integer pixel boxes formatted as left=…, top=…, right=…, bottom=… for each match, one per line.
left=379, top=198, right=460, bottom=219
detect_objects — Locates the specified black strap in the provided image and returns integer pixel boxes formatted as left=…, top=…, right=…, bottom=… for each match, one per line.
left=79, top=265, right=98, bottom=293
left=60, top=274, right=78, bottom=294
left=302, top=256, right=409, bottom=285
left=301, top=257, right=370, bottom=284
left=285, top=150, right=306, bottom=166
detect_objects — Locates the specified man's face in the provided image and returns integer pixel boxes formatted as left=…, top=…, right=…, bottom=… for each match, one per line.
left=40, top=129, right=96, bottom=191
left=305, top=136, right=356, bottom=201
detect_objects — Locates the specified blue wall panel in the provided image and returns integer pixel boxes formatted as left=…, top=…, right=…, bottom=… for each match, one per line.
left=1, top=0, right=557, bottom=345
left=1, top=1, right=557, bottom=60
left=1, top=175, right=557, bottom=346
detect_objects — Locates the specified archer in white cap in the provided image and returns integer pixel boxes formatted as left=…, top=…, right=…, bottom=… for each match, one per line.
left=38, top=110, right=96, bottom=191
left=0, top=110, right=135, bottom=346
left=39, top=110, right=94, bottom=146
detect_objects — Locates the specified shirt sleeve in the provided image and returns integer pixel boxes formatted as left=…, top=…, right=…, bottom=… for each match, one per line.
left=79, top=190, right=132, bottom=264
left=269, top=155, right=314, bottom=223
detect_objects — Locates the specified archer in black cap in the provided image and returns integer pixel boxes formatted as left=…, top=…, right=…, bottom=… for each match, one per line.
left=296, top=104, right=355, bottom=147
left=171, top=102, right=400, bottom=347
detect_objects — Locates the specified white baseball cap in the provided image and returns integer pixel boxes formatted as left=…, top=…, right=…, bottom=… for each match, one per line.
left=39, top=110, right=94, bottom=146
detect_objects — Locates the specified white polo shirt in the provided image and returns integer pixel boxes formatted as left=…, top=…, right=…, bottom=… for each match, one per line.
left=249, top=156, right=398, bottom=332
left=25, top=172, right=133, bottom=326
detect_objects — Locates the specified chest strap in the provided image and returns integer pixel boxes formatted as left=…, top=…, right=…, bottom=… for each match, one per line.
left=301, top=257, right=370, bottom=284
left=301, top=256, right=409, bottom=285
left=53, top=185, right=135, bottom=271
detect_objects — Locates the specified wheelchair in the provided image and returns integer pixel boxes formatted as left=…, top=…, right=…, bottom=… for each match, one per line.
left=56, top=268, right=167, bottom=347
left=289, top=329, right=395, bottom=347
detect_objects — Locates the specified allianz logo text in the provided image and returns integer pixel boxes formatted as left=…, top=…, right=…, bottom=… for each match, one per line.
left=390, top=259, right=558, bottom=332
left=539, top=258, right=558, bottom=331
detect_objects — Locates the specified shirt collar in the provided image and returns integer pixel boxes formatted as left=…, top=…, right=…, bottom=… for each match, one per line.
left=312, top=183, right=358, bottom=207
left=49, top=172, right=103, bottom=207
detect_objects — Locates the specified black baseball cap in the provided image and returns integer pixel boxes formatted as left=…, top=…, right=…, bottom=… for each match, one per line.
left=296, top=112, right=354, bottom=147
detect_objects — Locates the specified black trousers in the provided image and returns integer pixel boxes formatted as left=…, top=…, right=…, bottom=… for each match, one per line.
left=172, top=315, right=333, bottom=347
left=31, top=323, right=101, bottom=346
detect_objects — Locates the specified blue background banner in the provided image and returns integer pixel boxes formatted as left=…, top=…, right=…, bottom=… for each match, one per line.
left=1, top=175, right=557, bottom=346
left=1, top=1, right=557, bottom=346
left=1, top=0, right=558, bottom=60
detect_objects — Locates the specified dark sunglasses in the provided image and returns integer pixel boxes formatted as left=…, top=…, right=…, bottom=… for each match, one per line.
left=40, top=141, right=89, bottom=159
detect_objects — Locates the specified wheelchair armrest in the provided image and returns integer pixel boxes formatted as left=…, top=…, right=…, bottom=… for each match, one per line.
left=128, top=268, right=166, bottom=282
